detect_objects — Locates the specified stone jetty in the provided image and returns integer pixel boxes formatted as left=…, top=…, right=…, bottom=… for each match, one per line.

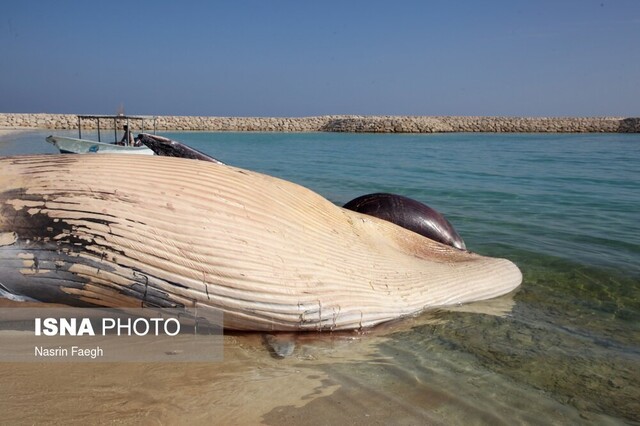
left=0, top=113, right=638, bottom=133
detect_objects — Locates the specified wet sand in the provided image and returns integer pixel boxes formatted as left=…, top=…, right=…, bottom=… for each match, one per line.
left=0, top=296, right=617, bottom=425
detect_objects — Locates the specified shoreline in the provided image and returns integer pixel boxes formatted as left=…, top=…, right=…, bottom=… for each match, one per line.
left=0, top=127, right=39, bottom=137
left=0, top=113, right=638, bottom=133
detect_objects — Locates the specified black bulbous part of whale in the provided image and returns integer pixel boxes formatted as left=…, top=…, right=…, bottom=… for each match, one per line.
left=343, top=193, right=466, bottom=250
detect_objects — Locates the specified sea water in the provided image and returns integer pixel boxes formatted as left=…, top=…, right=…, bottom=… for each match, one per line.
left=0, top=130, right=638, bottom=424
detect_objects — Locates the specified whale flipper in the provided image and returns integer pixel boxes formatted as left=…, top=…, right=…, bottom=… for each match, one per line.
left=344, top=193, right=466, bottom=250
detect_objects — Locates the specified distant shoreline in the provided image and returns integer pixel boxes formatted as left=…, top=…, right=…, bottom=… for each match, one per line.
left=1, top=113, right=638, bottom=133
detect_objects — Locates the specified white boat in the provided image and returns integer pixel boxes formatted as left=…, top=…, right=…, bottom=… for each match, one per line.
left=45, top=114, right=156, bottom=155
left=46, top=135, right=154, bottom=155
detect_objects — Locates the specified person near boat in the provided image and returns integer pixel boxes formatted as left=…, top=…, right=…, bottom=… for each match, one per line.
left=119, top=124, right=135, bottom=146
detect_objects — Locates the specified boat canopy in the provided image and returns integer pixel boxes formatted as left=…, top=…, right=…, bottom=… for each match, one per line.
left=76, top=115, right=157, bottom=142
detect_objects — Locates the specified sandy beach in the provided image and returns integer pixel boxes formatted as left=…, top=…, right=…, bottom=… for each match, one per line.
left=1, top=295, right=591, bottom=426
left=1, top=294, right=620, bottom=425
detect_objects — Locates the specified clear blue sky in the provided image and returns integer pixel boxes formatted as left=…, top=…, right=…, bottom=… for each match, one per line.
left=1, top=0, right=638, bottom=117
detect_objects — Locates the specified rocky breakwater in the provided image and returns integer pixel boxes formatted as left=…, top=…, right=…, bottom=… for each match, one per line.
left=323, top=116, right=640, bottom=133
left=0, top=113, right=638, bottom=133
left=0, top=113, right=78, bottom=130
left=153, top=115, right=337, bottom=132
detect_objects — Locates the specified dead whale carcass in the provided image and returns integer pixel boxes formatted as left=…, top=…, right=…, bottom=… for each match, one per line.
left=0, top=154, right=521, bottom=330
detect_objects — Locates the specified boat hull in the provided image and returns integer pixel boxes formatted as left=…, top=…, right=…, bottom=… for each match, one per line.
left=46, top=136, right=154, bottom=155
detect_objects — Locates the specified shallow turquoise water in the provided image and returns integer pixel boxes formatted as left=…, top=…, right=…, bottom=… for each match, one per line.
left=1, top=130, right=639, bottom=423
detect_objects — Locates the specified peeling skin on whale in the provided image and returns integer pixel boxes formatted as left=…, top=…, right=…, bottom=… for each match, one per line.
left=0, top=231, right=18, bottom=247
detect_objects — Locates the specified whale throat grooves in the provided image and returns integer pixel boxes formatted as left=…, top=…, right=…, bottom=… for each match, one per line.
left=0, top=155, right=522, bottom=330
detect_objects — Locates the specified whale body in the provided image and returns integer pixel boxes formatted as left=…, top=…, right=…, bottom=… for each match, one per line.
left=139, top=134, right=468, bottom=251
left=0, top=155, right=521, bottom=331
